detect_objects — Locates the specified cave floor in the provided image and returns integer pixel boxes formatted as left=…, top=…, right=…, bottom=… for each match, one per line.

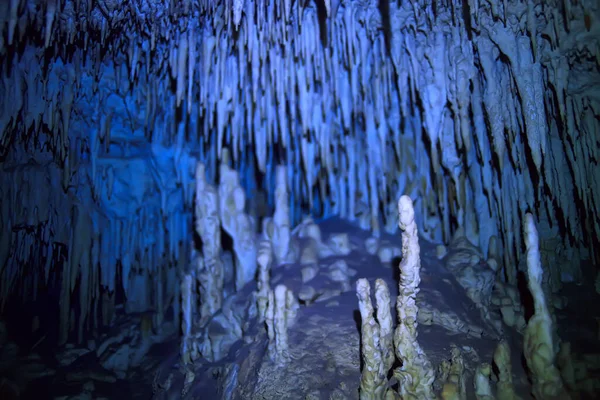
left=2, top=218, right=599, bottom=399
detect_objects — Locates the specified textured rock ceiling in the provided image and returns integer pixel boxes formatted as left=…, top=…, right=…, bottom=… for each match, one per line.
left=0, top=0, right=599, bottom=343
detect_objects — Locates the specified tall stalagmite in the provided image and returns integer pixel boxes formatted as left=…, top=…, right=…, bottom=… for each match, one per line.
left=393, top=195, right=436, bottom=398
left=523, top=214, right=570, bottom=400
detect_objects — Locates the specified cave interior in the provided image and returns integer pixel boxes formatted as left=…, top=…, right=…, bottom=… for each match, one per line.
left=0, top=0, right=599, bottom=398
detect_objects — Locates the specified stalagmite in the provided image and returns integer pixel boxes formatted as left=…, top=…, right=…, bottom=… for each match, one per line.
left=356, top=278, right=389, bottom=400
left=393, top=195, right=436, bottom=399
left=522, top=213, right=570, bottom=399
left=218, top=157, right=257, bottom=290
left=473, top=363, right=495, bottom=400
left=556, top=342, right=576, bottom=392
left=273, top=165, right=293, bottom=265
left=219, top=154, right=240, bottom=237
left=374, top=279, right=394, bottom=373
left=441, top=347, right=467, bottom=400
left=256, top=240, right=273, bottom=322
left=268, top=284, right=291, bottom=365
left=195, top=163, right=224, bottom=320
left=232, top=206, right=257, bottom=291
left=265, top=289, right=275, bottom=353
left=487, top=236, right=500, bottom=273
left=493, top=341, right=520, bottom=400
left=285, top=288, right=299, bottom=325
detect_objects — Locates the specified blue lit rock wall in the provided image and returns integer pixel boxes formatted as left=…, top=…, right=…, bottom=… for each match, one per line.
left=0, top=50, right=196, bottom=343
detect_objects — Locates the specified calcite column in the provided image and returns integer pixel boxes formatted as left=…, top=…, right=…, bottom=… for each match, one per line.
left=195, top=162, right=224, bottom=320
left=393, top=195, right=436, bottom=399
